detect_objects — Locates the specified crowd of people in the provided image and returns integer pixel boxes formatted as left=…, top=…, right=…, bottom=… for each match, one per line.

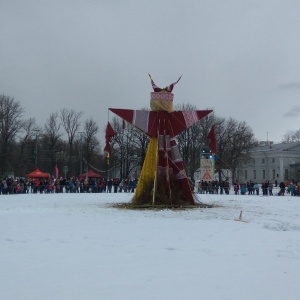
left=0, top=177, right=138, bottom=195
left=196, top=180, right=231, bottom=195
left=2, top=176, right=300, bottom=196
left=196, top=179, right=300, bottom=196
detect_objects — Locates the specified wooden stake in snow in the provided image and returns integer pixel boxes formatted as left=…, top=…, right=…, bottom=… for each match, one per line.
left=239, top=211, right=243, bottom=220
left=234, top=210, right=249, bottom=223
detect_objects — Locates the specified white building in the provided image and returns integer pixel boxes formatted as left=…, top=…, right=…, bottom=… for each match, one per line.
left=239, top=141, right=300, bottom=183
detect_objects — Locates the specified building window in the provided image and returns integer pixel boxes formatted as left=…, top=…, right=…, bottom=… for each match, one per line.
left=262, top=170, right=266, bottom=180
left=272, top=158, right=275, bottom=163
left=284, top=169, right=289, bottom=180
left=261, top=158, right=265, bottom=163
left=272, top=169, right=275, bottom=180
left=253, top=170, right=256, bottom=180
left=245, top=170, right=247, bottom=180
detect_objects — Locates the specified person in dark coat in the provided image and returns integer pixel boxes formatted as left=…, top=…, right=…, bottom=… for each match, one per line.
left=107, top=178, right=113, bottom=193
left=113, top=178, right=120, bottom=193
left=279, top=181, right=286, bottom=196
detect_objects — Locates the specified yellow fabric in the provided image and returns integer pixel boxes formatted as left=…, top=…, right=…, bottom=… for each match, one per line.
left=150, top=100, right=174, bottom=112
left=133, top=138, right=157, bottom=203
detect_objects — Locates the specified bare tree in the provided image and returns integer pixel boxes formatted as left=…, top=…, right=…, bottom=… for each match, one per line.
left=82, top=117, right=99, bottom=166
left=41, top=112, right=64, bottom=170
left=110, top=117, right=145, bottom=179
left=216, top=118, right=258, bottom=183
left=60, top=108, right=83, bottom=175
left=174, top=103, right=257, bottom=183
left=13, top=117, right=38, bottom=174
left=282, top=129, right=300, bottom=143
left=0, top=94, right=24, bottom=174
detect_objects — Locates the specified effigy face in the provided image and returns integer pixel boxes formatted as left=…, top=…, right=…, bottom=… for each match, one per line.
left=150, top=92, right=174, bottom=112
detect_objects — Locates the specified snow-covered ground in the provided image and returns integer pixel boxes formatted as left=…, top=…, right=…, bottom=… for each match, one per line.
left=1, top=191, right=300, bottom=300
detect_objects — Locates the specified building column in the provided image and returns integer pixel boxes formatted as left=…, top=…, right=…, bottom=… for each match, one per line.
left=279, top=158, right=284, bottom=182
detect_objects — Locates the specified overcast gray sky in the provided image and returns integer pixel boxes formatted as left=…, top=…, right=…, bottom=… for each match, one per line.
left=1, top=0, right=300, bottom=145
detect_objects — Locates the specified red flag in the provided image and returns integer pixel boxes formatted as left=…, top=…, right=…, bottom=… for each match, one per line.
left=208, top=125, right=217, bottom=154
left=105, top=122, right=115, bottom=138
left=54, top=165, right=59, bottom=179
left=106, top=136, right=112, bottom=143
left=104, top=143, right=111, bottom=153
left=104, top=122, right=115, bottom=153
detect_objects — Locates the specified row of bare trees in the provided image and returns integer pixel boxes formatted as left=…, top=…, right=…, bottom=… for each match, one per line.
left=0, top=94, right=102, bottom=178
left=174, top=104, right=257, bottom=183
left=0, top=94, right=257, bottom=182
left=282, top=129, right=300, bottom=143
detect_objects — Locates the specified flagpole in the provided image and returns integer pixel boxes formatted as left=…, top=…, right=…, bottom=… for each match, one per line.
left=164, top=119, right=172, bottom=204
left=152, top=118, right=160, bottom=206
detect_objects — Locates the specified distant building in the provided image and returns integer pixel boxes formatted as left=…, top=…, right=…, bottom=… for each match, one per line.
left=238, top=141, right=300, bottom=183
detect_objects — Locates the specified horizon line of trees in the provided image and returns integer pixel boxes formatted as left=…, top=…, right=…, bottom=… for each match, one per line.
left=0, top=94, right=102, bottom=178
left=1, top=93, right=263, bottom=182
left=282, top=129, right=300, bottom=143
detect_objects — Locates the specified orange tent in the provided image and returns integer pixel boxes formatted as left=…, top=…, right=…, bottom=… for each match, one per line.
left=79, top=169, right=102, bottom=180
left=26, top=168, right=50, bottom=178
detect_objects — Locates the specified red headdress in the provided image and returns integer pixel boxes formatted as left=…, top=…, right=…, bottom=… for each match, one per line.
left=148, top=73, right=182, bottom=93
